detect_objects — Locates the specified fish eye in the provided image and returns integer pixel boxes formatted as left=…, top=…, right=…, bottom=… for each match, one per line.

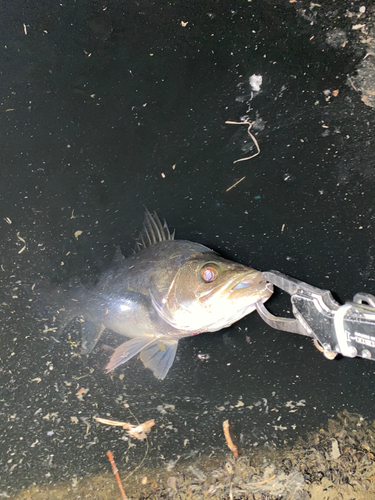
left=200, top=264, right=219, bottom=283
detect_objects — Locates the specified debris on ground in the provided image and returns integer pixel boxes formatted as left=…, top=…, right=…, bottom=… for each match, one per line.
left=11, top=411, right=375, bottom=500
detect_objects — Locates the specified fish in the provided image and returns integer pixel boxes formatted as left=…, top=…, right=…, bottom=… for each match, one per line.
left=36, top=210, right=273, bottom=379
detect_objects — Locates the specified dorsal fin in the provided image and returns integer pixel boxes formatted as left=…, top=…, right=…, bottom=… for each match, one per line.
left=112, top=245, right=125, bottom=263
left=135, top=209, right=175, bottom=252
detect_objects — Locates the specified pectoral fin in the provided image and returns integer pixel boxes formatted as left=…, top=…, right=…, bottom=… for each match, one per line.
left=105, top=337, right=156, bottom=373
left=105, top=336, right=179, bottom=380
left=140, top=340, right=178, bottom=380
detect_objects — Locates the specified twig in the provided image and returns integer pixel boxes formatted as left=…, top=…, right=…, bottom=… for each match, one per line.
left=225, top=120, right=260, bottom=163
left=96, top=409, right=153, bottom=487
left=107, top=450, right=127, bottom=500
left=226, top=176, right=246, bottom=192
left=223, top=420, right=238, bottom=457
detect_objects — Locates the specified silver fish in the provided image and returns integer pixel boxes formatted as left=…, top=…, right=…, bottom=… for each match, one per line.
left=37, top=210, right=273, bottom=379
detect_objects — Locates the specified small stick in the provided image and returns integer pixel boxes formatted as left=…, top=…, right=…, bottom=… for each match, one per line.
left=107, top=450, right=127, bottom=500
left=226, top=176, right=246, bottom=192
left=223, top=420, right=238, bottom=457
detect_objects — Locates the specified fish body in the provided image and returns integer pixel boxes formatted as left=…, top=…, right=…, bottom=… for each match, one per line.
left=39, top=211, right=272, bottom=379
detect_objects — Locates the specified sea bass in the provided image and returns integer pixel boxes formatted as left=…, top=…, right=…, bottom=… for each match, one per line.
left=38, top=210, right=273, bottom=379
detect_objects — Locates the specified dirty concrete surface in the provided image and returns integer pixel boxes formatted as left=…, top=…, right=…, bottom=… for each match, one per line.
left=1, top=0, right=375, bottom=498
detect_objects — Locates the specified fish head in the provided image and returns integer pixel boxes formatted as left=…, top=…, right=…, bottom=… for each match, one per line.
left=150, top=250, right=273, bottom=333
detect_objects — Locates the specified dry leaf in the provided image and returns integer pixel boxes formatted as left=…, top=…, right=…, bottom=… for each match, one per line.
left=94, top=416, right=155, bottom=440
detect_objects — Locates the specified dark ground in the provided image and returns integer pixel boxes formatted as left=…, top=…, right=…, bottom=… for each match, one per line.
left=10, top=411, right=375, bottom=499
left=0, top=0, right=375, bottom=498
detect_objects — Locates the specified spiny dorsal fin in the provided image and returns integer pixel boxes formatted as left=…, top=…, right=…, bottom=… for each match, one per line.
left=135, top=209, right=175, bottom=252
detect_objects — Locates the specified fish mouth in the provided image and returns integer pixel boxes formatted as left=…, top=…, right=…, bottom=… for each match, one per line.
left=198, top=270, right=273, bottom=307
left=198, top=271, right=273, bottom=333
left=231, top=273, right=273, bottom=296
